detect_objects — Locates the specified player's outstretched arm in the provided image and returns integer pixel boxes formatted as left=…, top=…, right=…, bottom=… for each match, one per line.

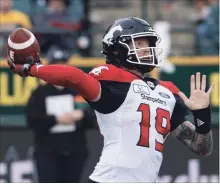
left=171, top=72, right=214, bottom=156
left=7, top=60, right=101, bottom=101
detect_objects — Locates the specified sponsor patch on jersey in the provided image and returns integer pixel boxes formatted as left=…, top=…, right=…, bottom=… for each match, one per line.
left=158, top=92, right=170, bottom=99
left=141, top=94, right=167, bottom=106
left=133, top=84, right=150, bottom=95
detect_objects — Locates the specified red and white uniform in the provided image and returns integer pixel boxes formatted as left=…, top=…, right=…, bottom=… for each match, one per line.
left=31, top=64, right=188, bottom=182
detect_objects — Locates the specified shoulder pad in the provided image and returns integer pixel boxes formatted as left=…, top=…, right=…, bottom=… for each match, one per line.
left=159, top=81, right=179, bottom=94
left=89, top=64, right=139, bottom=82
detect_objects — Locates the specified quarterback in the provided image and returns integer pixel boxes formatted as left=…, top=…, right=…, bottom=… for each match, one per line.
left=7, top=17, right=213, bottom=182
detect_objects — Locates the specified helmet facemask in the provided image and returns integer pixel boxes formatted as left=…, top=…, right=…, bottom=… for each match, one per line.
left=119, top=33, right=164, bottom=68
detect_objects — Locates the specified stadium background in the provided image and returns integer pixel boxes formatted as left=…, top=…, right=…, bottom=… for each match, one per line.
left=0, top=0, right=219, bottom=182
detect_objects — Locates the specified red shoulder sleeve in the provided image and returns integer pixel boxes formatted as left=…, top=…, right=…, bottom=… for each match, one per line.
left=159, top=81, right=180, bottom=95
left=30, top=64, right=100, bottom=101
left=89, top=64, right=139, bottom=82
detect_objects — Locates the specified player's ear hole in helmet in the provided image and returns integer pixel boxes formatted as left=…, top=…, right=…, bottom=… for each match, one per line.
left=101, top=17, right=164, bottom=74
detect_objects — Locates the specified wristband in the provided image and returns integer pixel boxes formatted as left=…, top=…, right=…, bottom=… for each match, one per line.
left=192, top=106, right=211, bottom=134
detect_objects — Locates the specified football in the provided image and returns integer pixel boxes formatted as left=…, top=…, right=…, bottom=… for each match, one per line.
left=7, top=28, right=40, bottom=64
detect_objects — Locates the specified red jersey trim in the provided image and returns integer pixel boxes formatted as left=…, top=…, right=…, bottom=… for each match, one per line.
left=159, top=81, right=179, bottom=95
left=89, top=64, right=139, bottom=82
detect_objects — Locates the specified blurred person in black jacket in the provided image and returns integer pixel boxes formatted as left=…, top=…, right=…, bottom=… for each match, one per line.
left=25, top=48, right=97, bottom=183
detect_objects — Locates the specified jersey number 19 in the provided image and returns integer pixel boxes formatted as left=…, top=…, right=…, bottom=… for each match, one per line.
left=137, top=103, right=171, bottom=152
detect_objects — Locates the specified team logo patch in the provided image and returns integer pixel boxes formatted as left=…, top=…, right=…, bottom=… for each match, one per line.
left=133, top=84, right=150, bottom=95
left=147, top=81, right=155, bottom=89
left=158, top=92, right=170, bottom=99
left=89, top=66, right=109, bottom=76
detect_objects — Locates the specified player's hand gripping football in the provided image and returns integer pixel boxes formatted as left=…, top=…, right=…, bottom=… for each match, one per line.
left=178, top=72, right=214, bottom=110
left=7, top=28, right=42, bottom=77
left=7, top=57, right=40, bottom=77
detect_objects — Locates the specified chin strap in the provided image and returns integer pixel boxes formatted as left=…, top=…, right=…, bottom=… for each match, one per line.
left=136, top=65, right=155, bottom=74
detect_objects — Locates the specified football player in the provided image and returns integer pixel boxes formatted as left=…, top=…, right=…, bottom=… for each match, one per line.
left=7, top=17, right=214, bottom=182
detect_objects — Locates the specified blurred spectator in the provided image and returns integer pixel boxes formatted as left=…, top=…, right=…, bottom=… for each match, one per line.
left=192, top=0, right=219, bottom=55
left=33, top=0, right=76, bottom=29
left=0, top=0, right=32, bottom=31
left=32, top=0, right=90, bottom=56
left=203, top=0, right=219, bottom=54
left=154, top=21, right=176, bottom=74
left=25, top=48, right=97, bottom=182
left=190, top=0, right=210, bottom=25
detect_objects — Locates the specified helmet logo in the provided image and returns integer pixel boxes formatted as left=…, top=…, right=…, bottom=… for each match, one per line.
left=103, top=25, right=123, bottom=45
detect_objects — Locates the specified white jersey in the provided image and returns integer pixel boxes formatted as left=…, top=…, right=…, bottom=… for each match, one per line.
left=88, top=64, right=188, bottom=182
